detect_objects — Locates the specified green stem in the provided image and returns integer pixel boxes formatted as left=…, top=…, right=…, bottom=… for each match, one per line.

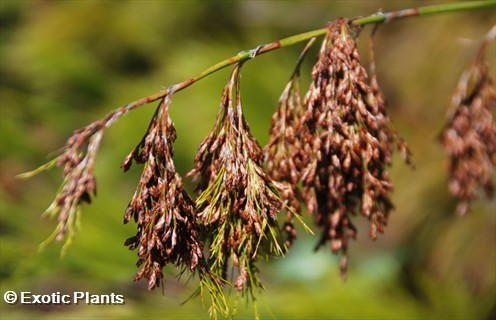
left=354, top=0, right=495, bottom=25
left=98, top=1, right=494, bottom=127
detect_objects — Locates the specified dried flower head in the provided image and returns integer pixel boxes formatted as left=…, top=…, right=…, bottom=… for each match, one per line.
left=18, top=122, right=104, bottom=253
left=263, top=78, right=302, bottom=248
left=122, top=94, right=206, bottom=290
left=188, top=63, right=286, bottom=299
left=299, top=18, right=411, bottom=277
left=264, top=39, right=316, bottom=248
left=122, top=94, right=228, bottom=317
left=440, top=28, right=496, bottom=216
left=18, top=98, right=144, bottom=252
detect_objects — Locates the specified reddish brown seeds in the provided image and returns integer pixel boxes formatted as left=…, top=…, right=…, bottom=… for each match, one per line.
left=122, top=94, right=205, bottom=290
left=35, top=123, right=105, bottom=251
left=299, top=18, right=410, bottom=277
left=264, top=38, right=316, bottom=249
left=440, top=33, right=496, bottom=216
left=188, top=63, right=286, bottom=298
left=264, top=77, right=304, bottom=249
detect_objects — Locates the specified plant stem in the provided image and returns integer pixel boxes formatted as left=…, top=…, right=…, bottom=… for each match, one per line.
left=97, top=1, right=495, bottom=128
left=353, top=0, right=495, bottom=25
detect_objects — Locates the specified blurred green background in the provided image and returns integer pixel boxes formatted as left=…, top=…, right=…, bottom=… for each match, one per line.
left=1, top=1, right=495, bottom=319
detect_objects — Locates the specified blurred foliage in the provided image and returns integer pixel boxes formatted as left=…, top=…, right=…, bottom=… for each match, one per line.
left=0, top=1, right=495, bottom=319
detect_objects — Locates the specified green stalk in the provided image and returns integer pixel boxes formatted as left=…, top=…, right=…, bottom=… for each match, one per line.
left=86, top=1, right=496, bottom=128
left=173, top=0, right=495, bottom=92
left=354, top=0, right=495, bottom=25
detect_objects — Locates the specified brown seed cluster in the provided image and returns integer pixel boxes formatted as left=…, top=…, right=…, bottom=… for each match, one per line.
left=121, top=95, right=205, bottom=290
left=37, top=123, right=104, bottom=250
left=264, top=38, right=317, bottom=249
left=296, top=18, right=410, bottom=276
left=264, top=77, right=304, bottom=248
left=440, top=38, right=496, bottom=216
left=188, top=63, right=286, bottom=297
left=30, top=16, right=496, bottom=319
left=24, top=95, right=148, bottom=250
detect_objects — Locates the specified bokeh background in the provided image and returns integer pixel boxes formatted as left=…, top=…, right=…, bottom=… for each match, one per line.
left=1, top=1, right=495, bottom=319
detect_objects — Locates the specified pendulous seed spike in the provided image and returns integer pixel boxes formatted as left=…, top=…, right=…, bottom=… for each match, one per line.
left=299, top=18, right=411, bottom=275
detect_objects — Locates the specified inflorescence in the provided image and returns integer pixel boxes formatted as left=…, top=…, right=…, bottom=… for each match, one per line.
left=22, top=16, right=495, bottom=319
left=439, top=28, right=496, bottom=216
